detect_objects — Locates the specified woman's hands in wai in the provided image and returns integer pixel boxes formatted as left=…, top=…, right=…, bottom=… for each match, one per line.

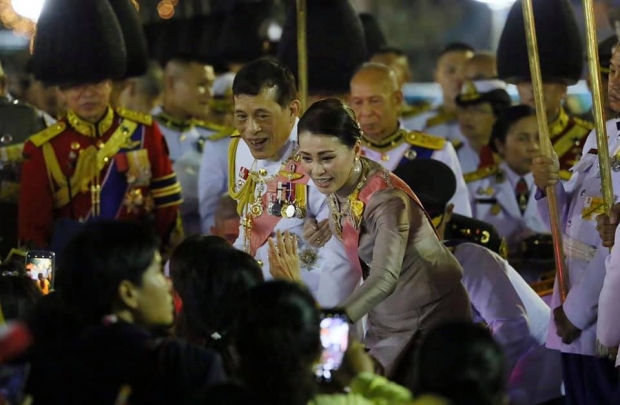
left=268, top=230, right=302, bottom=281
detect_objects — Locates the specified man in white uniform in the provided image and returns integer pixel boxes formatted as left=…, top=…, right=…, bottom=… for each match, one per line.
left=228, top=58, right=359, bottom=306
left=349, top=62, right=472, bottom=216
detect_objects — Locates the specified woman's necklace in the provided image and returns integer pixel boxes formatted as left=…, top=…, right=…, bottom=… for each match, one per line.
left=327, top=159, right=370, bottom=240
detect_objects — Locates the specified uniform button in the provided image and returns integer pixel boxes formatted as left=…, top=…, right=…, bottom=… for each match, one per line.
left=580, top=189, right=586, bottom=197
left=103, top=157, right=109, bottom=163
left=256, top=260, right=264, bottom=267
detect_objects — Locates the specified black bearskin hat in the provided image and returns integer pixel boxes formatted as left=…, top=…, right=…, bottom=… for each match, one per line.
left=359, top=13, right=387, bottom=59
left=108, top=0, right=148, bottom=78
left=217, top=4, right=270, bottom=65
left=32, top=0, right=127, bottom=86
left=497, top=0, right=583, bottom=85
left=277, top=0, right=367, bottom=95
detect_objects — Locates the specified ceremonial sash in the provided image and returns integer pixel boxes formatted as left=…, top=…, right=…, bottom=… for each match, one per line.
left=341, top=171, right=434, bottom=277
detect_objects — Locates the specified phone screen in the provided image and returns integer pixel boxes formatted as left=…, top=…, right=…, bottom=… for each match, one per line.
left=25, top=251, right=55, bottom=294
left=315, top=311, right=350, bottom=382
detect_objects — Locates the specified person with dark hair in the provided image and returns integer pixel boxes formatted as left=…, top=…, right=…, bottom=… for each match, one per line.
left=274, top=98, right=471, bottom=376
left=19, top=0, right=182, bottom=252
left=169, top=234, right=264, bottom=373
left=212, top=280, right=414, bottom=405
left=402, top=42, right=474, bottom=144
left=468, top=105, right=551, bottom=262
left=349, top=62, right=472, bottom=217
left=456, top=79, right=512, bottom=173
left=224, top=59, right=357, bottom=307
left=413, top=321, right=508, bottom=405
left=24, top=221, right=225, bottom=404
left=155, top=55, right=233, bottom=237
left=531, top=33, right=620, bottom=405
left=0, top=261, right=41, bottom=322
left=396, top=158, right=563, bottom=405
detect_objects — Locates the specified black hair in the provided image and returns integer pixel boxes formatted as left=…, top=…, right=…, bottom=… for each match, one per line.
left=55, top=220, right=160, bottom=325
left=232, top=58, right=297, bottom=108
left=373, top=46, right=406, bottom=57
left=232, top=281, right=321, bottom=405
left=298, top=98, right=362, bottom=148
left=169, top=234, right=264, bottom=374
left=490, top=105, right=537, bottom=153
left=439, top=42, right=475, bottom=58
left=0, top=261, right=42, bottom=321
left=413, top=321, right=507, bottom=405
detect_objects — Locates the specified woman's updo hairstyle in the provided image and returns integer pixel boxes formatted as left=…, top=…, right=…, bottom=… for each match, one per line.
left=298, top=98, right=362, bottom=147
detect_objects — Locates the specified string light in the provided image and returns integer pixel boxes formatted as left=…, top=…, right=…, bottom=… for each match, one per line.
left=0, top=0, right=36, bottom=38
left=157, top=0, right=176, bottom=19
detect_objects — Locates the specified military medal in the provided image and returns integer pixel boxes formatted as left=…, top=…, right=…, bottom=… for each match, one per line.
left=295, top=206, right=306, bottom=219
left=404, top=150, right=417, bottom=160
left=278, top=163, right=303, bottom=181
left=282, top=204, right=296, bottom=218
left=250, top=202, right=263, bottom=217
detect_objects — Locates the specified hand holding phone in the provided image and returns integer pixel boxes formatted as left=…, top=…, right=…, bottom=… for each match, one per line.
left=25, top=251, right=55, bottom=294
left=314, top=309, right=350, bottom=382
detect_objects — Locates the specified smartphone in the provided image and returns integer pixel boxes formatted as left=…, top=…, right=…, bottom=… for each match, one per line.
left=25, top=251, right=55, bottom=293
left=314, top=309, right=350, bottom=382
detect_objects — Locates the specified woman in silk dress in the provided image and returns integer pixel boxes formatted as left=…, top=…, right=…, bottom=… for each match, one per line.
left=268, top=98, right=471, bottom=377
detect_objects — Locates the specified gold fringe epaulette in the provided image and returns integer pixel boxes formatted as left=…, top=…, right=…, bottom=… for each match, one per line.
left=425, top=108, right=457, bottom=128
left=405, top=131, right=445, bottom=151
left=116, top=107, right=153, bottom=126
left=559, top=170, right=572, bottom=181
left=209, top=126, right=235, bottom=142
left=401, top=101, right=432, bottom=118
left=192, top=119, right=226, bottom=133
left=464, top=166, right=498, bottom=183
left=29, top=122, right=66, bottom=147
left=573, top=116, right=594, bottom=131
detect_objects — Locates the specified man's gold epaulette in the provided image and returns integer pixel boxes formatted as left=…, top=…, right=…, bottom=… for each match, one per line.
left=425, top=109, right=457, bottom=128
left=464, top=166, right=498, bottom=183
left=404, top=131, right=445, bottom=151
left=401, top=101, right=432, bottom=118
left=116, top=107, right=153, bottom=126
left=29, top=122, right=66, bottom=147
left=572, top=116, right=594, bottom=131
left=559, top=170, right=572, bottom=181
left=208, top=126, right=235, bottom=142
left=192, top=119, right=226, bottom=133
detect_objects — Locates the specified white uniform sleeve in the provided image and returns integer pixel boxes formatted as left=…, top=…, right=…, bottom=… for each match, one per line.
left=431, top=142, right=472, bottom=216
left=198, top=138, right=231, bottom=234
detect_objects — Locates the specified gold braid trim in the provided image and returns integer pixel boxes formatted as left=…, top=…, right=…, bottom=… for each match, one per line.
left=227, top=137, right=256, bottom=216
left=43, top=119, right=138, bottom=208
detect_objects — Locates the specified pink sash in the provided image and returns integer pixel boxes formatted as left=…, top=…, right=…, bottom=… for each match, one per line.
left=248, top=162, right=310, bottom=256
left=341, top=171, right=434, bottom=277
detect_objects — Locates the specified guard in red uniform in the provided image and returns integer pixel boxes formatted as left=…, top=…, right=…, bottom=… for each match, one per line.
left=19, top=0, right=181, bottom=250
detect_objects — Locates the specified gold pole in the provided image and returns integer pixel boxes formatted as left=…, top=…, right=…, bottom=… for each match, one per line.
left=583, top=0, right=614, bottom=213
left=521, top=0, right=569, bottom=301
left=296, top=0, right=308, bottom=113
